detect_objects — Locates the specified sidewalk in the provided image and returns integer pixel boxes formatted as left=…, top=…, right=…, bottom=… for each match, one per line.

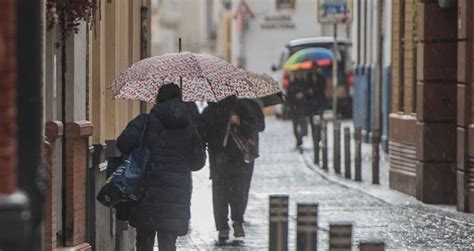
left=171, top=117, right=474, bottom=250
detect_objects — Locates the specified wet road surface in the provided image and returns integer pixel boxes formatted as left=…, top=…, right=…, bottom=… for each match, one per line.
left=169, top=117, right=474, bottom=250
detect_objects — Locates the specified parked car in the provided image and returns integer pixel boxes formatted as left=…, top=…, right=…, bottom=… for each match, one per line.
left=271, top=37, right=354, bottom=119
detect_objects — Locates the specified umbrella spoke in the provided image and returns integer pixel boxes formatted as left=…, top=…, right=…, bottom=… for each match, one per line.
left=205, top=78, right=219, bottom=103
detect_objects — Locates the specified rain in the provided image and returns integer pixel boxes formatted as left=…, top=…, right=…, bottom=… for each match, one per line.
left=0, top=0, right=473, bottom=251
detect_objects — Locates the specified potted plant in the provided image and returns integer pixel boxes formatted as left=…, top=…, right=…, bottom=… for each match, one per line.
left=46, top=0, right=100, bottom=47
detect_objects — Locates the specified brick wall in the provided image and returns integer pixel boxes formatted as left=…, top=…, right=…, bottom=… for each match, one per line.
left=65, top=121, right=92, bottom=250
left=0, top=0, right=16, bottom=195
left=44, top=121, right=63, bottom=251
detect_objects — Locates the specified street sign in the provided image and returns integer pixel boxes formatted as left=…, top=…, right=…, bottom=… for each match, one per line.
left=317, top=0, right=352, bottom=24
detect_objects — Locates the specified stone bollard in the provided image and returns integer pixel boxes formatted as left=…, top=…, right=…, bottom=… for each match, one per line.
left=296, top=204, right=318, bottom=251
left=371, top=129, right=380, bottom=185
left=354, top=127, right=362, bottom=181
left=329, top=223, right=352, bottom=251
left=343, top=127, right=351, bottom=179
left=333, top=121, right=341, bottom=174
left=321, top=121, right=328, bottom=170
left=269, top=195, right=289, bottom=251
left=311, top=115, right=322, bottom=165
left=359, top=240, right=385, bottom=251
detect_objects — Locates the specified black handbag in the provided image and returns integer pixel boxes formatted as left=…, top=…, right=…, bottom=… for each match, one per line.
left=228, top=126, right=259, bottom=163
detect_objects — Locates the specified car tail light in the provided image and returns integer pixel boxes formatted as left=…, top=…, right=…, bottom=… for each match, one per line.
left=283, top=72, right=290, bottom=90
left=347, top=71, right=354, bottom=88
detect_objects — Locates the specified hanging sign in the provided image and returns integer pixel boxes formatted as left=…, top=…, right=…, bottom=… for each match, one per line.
left=317, top=0, right=352, bottom=24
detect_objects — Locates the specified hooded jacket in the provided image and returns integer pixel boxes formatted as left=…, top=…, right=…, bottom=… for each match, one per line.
left=198, top=97, right=265, bottom=179
left=117, top=98, right=206, bottom=235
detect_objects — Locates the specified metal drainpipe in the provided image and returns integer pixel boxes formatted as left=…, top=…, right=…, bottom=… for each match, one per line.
left=16, top=0, right=46, bottom=250
left=60, top=14, right=68, bottom=246
left=140, top=4, right=149, bottom=113
left=357, top=0, right=361, bottom=65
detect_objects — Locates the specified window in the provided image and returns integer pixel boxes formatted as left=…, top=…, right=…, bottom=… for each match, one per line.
left=276, top=0, right=296, bottom=9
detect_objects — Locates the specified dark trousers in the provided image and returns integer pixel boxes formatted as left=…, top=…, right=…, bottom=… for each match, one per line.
left=242, top=161, right=254, bottom=217
left=136, top=228, right=177, bottom=251
left=292, top=115, right=308, bottom=146
left=212, top=170, right=245, bottom=230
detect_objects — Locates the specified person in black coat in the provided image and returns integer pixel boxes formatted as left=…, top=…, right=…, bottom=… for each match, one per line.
left=198, top=96, right=265, bottom=242
left=185, top=101, right=200, bottom=124
left=287, top=70, right=327, bottom=149
left=286, top=71, right=308, bottom=147
left=304, top=70, right=327, bottom=117
left=117, top=83, right=206, bottom=251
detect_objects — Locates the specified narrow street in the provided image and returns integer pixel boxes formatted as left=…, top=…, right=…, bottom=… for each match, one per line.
left=4, top=1, right=474, bottom=250
left=175, top=117, right=474, bottom=250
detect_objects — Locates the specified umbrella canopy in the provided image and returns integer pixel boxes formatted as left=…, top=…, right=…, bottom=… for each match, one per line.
left=244, top=71, right=282, bottom=98
left=283, top=47, right=334, bottom=71
left=109, top=52, right=256, bottom=103
left=244, top=71, right=283, bottom=107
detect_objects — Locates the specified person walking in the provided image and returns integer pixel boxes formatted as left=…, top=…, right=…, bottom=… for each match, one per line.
left=236, top=99, right=265, bottom=219
left=286, top=71, right=308, bottom=148
left=117, top=83, right=206, bottom=251
left=198, top=96, right=264, bottom=243
left=305, top=70, right=327, bottom=117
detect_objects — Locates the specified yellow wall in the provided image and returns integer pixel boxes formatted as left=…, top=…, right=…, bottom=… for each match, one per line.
left=391, top=0, right=417, bottom=115
left=89, top=0, right=152, bottom=144
left=216, top=11, right=233, bottom=61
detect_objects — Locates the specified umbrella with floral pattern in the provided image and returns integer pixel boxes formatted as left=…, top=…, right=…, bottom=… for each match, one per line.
left=243, top=71, right=284, bottom=107
left=109, top=52, right=257, bottom=103
left=244, top=71, right=281, bottom=98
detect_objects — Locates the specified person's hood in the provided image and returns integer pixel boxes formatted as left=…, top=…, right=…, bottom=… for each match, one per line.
left=151, top=99, right=190, bottom=129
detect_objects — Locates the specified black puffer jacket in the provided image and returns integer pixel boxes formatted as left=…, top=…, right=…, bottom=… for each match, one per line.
left=117, top=99, right=206, bottom=236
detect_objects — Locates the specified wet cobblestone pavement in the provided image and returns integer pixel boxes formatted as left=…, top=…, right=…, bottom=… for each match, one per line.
left=169, top=117, right=474, bottom=250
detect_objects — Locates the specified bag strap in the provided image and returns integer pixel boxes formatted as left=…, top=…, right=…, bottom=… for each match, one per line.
left=137, top=115, right=148, bottom=146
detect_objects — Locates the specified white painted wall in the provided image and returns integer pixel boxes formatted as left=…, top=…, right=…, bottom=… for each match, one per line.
left=65, top=22, right=87, bottom=122
left=383, top=0, right=392, bottom=67
left=231, top=0, right=350, bottom=74
left=152, top=0, right=211, bottom=54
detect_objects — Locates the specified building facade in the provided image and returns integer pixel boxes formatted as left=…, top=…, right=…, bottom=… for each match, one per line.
left=0, top=0, right=47, bottom=249
left=352, top=0, right=392, bottom=149
left=389, top=0, right=474, bottom=213
left=42, top=0, right=152, bottom=250
left=151, top=0, right=219, bottom=55
left=230, top=0, right=351, bottom=73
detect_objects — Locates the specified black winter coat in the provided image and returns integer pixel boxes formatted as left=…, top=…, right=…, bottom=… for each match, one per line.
left=286, top=78, right=307, bottom=117
left=198, top=98, right=265, bottom=179
left=117, top=99, right=206, bottom=236
left=287, top=76, right=326, bottom=117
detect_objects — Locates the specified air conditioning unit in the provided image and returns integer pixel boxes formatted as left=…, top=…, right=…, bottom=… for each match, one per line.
left=438, top=0, right=457, bottom=9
